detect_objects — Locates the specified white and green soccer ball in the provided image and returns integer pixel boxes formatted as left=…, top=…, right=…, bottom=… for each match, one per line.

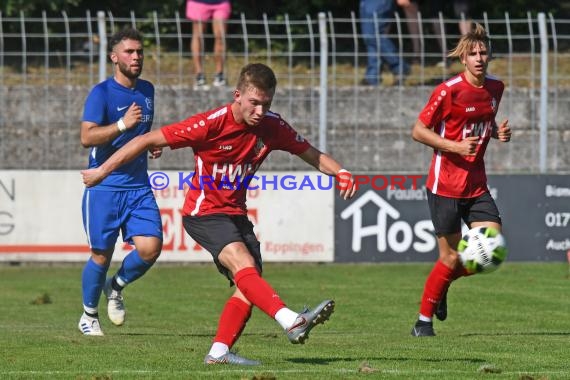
left=458, top=226, right=508, bottom=274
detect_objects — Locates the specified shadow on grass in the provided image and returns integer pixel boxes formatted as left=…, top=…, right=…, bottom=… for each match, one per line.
left=286, top=356, right=487, bottom=365
left=117, top=332, right=213, bottom=337
left=460, top=331, right=570, bottom=337
left=115, top=331, right=279, bottom=338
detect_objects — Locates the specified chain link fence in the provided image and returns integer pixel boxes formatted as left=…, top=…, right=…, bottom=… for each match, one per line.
left=1, top=11, right=569, bottom=172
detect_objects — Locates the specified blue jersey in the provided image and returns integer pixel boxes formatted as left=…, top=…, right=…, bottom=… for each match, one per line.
left=82, top=77, right=154, bottom=190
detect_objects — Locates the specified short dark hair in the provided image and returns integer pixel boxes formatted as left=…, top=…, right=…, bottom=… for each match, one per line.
left=236, top=63, right=277, bottom=93
left=108, top=28, right=143, bottom=52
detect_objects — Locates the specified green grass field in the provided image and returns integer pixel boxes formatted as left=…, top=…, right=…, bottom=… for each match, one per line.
left=1, top=262, right=569, bottom=379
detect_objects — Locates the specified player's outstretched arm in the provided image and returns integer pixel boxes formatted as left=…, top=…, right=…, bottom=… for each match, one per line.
left=297, top=145, right=357, bottom=200
left=81, top=129, right=168, bottom=187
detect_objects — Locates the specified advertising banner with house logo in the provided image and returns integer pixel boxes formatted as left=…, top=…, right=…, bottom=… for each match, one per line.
left=334, top=174, right=570, bottom=262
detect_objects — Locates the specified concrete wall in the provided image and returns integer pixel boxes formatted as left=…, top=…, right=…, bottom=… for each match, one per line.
left=1, top=85, right=568, bottom=173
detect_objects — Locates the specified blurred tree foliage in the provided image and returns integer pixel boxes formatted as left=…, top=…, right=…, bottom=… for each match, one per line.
left=2, top=0, right=568, bottom=19
left=1, top=0, right=568, bottom=65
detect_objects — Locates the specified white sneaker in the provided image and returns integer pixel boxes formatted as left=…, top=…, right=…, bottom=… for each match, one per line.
left=103, top=278, right=126, bottom=326
left=212, top=73, right=227, bottom=87
left=78, top=313, right=104, bottom=336
left=193, top=73, right=210, bottom=91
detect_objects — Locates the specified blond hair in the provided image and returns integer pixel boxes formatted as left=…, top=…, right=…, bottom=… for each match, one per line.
left=448, top=23, right=491, bottom=59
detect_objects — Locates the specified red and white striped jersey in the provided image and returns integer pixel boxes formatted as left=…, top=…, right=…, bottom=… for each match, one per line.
left=161, top=103, right=310, bottom=216
left=418, top=73, right=504, bottom=198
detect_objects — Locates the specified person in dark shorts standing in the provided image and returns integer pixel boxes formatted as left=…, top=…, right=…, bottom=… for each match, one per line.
left=409, top=23, right=511, bottom=337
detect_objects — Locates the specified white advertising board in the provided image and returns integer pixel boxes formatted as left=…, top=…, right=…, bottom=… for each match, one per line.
left=0, top=171, right=334, bottom=262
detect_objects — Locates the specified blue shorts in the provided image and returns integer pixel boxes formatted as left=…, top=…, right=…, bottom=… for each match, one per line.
left=82, top=188, right=163, bottom=250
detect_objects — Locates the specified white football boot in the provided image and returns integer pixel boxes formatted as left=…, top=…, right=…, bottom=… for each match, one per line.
left=103, top=278, right=126, bottom=326
left=78, top=313, right=104, bottom=336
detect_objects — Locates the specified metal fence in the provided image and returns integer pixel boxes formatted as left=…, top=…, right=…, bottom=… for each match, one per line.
left=0, top=11, right=569, bottom=173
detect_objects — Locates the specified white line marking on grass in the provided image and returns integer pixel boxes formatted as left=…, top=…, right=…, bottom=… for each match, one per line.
left=2, top=369, right=569, bottom=376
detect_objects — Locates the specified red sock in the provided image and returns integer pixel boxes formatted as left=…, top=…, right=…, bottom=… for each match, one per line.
left=234, top=267, right=286, bottom=318
left=451, top=265, right=474, bottom=281
left=419, top=260, right=454, bottom=318
left=436, top=264, right=475, bottom=302
left=213, top=297, right=252, bottom=348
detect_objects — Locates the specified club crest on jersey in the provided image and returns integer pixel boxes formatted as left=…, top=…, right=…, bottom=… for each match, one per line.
left=254, top=137, right=266, bottom=156
left=145, top=97, right=153, bottom=111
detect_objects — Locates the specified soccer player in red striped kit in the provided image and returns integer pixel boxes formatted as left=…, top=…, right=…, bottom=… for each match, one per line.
left=410, top=23, right=511, bottom=336
left=81, top=63, right=357, bottom=364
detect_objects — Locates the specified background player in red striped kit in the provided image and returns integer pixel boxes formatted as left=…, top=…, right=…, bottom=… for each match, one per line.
left=81, top=63, right=357, bottom=364
left=410, top=23, right=511, bottom=336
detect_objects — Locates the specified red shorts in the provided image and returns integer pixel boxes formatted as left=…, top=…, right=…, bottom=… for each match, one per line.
left=186, top=0, right=231, bottom=21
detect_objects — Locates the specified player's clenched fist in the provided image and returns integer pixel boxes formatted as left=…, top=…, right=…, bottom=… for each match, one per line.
left=81, top=168, right=105, bottom=187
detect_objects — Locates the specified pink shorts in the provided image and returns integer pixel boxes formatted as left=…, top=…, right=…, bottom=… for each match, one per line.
left=186, top=0, right=231, bottom=21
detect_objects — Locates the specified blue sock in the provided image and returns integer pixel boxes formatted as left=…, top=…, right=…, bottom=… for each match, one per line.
left=116, top=250, right=153, bottom=285
left=81, top=257, right=108, bottom=309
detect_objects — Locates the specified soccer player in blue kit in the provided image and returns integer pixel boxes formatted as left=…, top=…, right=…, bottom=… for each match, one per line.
left=78, top=28, right=163, bottom=336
